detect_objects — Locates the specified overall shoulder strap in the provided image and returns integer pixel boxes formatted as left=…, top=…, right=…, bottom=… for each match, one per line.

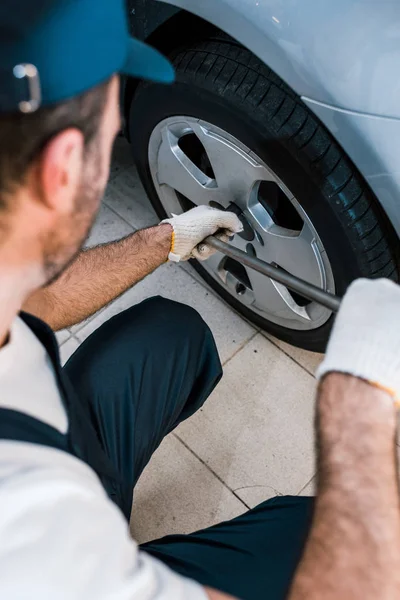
left=0, top=407, right=69, bottom=452
left=16, top=312, right=121, bottom=488
left=19, top=311, right=61, bottom=368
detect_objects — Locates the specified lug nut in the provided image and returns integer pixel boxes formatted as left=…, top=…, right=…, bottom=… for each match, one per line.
left=236, top=283, right=246, bottom=296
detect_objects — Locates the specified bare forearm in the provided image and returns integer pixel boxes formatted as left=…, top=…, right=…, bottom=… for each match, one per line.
left=289, top=374, right=400, bottom=599
left=23, top=224, right=172, bottom=330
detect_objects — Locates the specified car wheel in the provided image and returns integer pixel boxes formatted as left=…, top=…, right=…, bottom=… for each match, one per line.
left=129, top=38, right=399, bottom=352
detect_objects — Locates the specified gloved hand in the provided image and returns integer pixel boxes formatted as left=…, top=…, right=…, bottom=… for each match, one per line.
left=317, top=278, right=400, bottom=404
left=161, top=205, right=243, bottom=262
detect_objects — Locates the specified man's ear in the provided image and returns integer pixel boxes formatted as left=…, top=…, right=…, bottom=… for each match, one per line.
left=37, top=128, right=84, bottom=214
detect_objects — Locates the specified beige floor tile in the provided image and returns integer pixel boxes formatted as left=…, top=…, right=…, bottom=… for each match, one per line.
left=175, top=333, right=317, bottom=508
left=131, top=434, right=246, bottom=544
left=75, top=263, right=256, bottom=364
left=85, top=204, right=134, bottom=247
left=298, top=475, right=316, bottom=496
left=104, top=166, right=158, bottom=230
left=264, top=333, right=324, bottom=377
left=59, top=336, right=80, bottom=365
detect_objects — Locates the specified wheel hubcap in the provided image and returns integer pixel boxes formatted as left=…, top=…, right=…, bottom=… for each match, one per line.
left=148, top=117, right=335, bottom=331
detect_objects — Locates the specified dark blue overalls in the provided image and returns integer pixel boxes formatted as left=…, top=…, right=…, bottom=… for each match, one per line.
left=0, top=298, right=313, bottom=600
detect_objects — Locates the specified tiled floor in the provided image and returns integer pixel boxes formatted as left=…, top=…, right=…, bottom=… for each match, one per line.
left=59, top=137, right=322, bottom=543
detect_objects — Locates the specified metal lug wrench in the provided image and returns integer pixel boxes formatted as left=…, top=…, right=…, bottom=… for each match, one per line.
left=205, top=235, right=341, bottom=313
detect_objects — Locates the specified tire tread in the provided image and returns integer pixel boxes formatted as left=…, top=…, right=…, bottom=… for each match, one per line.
left=170, top=44, right=398, bottom=284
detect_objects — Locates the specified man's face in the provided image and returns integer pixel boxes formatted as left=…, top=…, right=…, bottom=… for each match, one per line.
left=43, top=76, right=121, bottom=284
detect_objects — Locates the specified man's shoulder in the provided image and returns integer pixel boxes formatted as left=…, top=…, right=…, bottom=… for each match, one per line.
left=0, top=440, right=207, bottom=600
left=0, top=439, right=102, bottom=494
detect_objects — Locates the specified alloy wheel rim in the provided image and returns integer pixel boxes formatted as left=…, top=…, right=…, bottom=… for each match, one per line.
left=148, top=116, right=335, bottom=331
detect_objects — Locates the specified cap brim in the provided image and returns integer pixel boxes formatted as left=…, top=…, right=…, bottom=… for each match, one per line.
left=121, top=37, right=175, bottom=84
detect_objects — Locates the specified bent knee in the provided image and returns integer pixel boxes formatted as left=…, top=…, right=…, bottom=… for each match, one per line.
left=122, top=296, right=208, bottom=337
left=78, top=297, right=211, bottom=356
left=64, top=296, right=218, bottom=388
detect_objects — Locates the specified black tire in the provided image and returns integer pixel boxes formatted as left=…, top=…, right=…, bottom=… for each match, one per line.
left=129, top=38, right=399, bottom=352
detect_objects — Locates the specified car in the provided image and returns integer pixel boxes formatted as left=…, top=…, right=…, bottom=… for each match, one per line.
left=122, top=0, right=400, bottom=352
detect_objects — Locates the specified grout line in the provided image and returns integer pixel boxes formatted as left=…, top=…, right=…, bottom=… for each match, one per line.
left=221, top=330, right=259, bottom=367
left=173, top=433, right=251, bottom=511
left=261, top=331, right=318, bottom=378
left=101, top=200, right=138, bottom=233
left=297, top=473, right=317, bottom=495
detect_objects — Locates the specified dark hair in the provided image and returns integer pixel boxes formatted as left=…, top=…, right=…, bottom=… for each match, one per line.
left=0, top=78, right=110, bottom=208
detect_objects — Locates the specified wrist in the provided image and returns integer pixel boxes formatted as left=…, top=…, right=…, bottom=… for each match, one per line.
left=148, top=223, right=173, bottom=263
left=319, top=372, right=396, bottom=413
left=318, top=373, right=397, bottom=443
left=316, top=279, right=400, bottom=407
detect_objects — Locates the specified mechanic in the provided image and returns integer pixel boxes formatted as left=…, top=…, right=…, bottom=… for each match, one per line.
left=1, top=1, right=400, bottom=599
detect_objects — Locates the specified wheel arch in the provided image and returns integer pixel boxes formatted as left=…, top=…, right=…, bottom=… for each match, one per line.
left=123, top=1, right=400, bottom=250
left=124, top=0, right=400, bottom=127
left=156, top=0, right=400, bottom=118
left=123, top=1, right=306, bottom=138
left=123, top=5, right=219, bottom=140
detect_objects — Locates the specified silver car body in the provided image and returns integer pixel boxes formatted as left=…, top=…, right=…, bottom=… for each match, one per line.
left=160, top=0, right=400, bottom=237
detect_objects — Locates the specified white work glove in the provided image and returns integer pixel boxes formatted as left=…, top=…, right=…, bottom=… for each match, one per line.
left=317, top=278, right=400, bottom=404
left=161, top=205, right=243, bottom=262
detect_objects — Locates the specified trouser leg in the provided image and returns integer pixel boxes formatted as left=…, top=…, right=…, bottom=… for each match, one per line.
left=64, top=296, right=222, bottom=519
left=143, top=496, right=314, bottom=600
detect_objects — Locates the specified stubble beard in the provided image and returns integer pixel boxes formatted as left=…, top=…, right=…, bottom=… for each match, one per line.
left=42, top=150, right=106, bottom=286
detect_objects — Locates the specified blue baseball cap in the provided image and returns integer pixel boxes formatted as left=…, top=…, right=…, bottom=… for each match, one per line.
left=0, top=0, right=175, bottom=114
